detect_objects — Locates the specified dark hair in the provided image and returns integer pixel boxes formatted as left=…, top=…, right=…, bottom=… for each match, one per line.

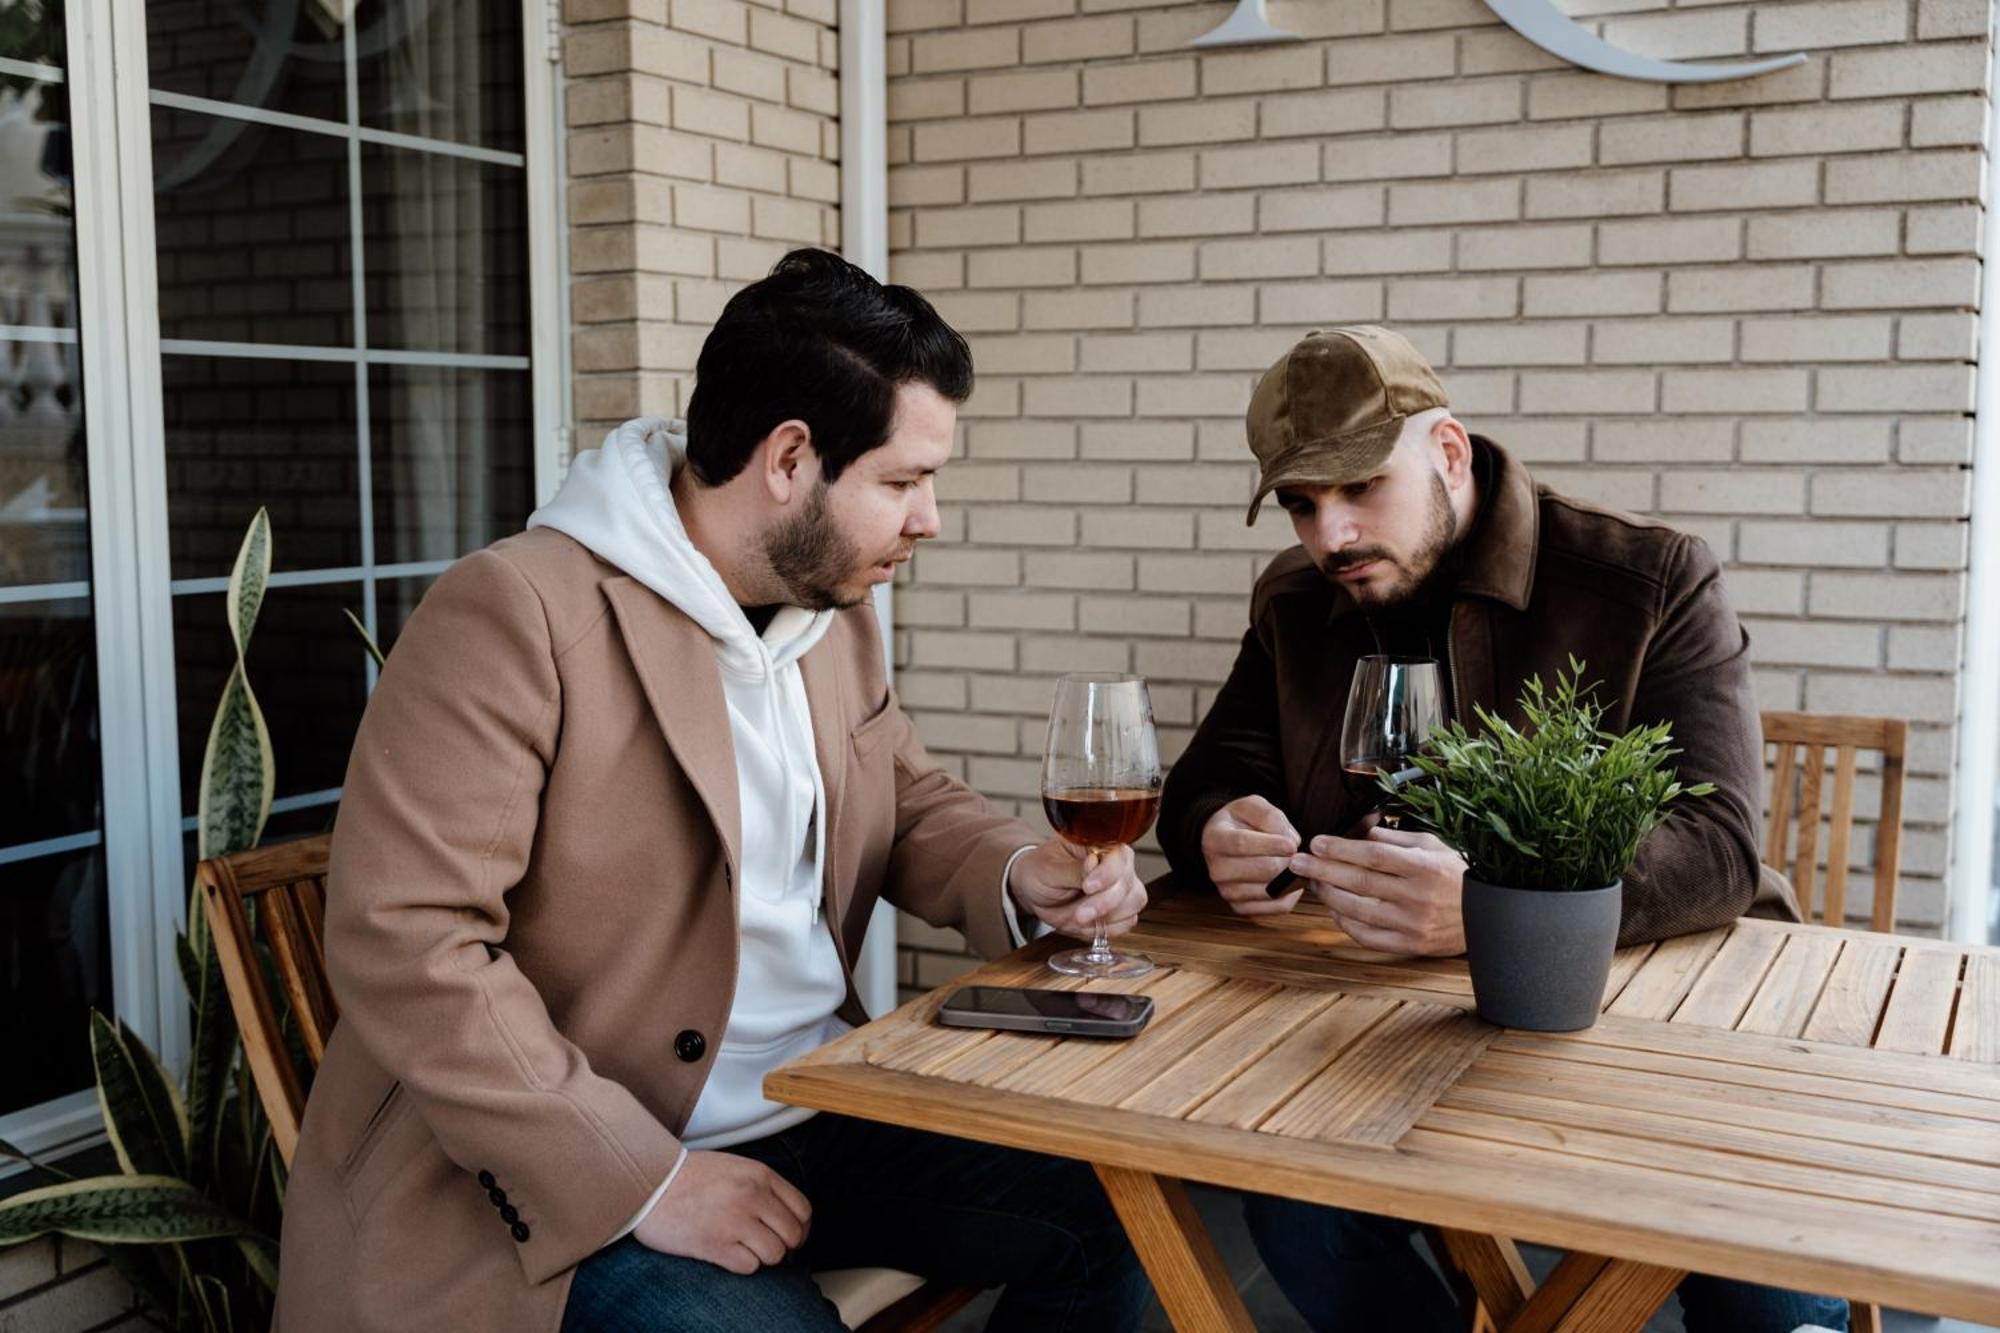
left=683, top=248, right=974, bottom=486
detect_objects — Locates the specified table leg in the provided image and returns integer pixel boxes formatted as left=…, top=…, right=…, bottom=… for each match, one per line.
left=1434, top=1228, right=1533, bottom=1328
left=1502, top=1252, right=1686, bottom=1333
left=1092, top=1165, right=1255, bottom=1333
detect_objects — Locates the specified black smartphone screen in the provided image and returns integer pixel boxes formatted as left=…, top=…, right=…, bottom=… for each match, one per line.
left=948, top=986, right=1151, bottom=1023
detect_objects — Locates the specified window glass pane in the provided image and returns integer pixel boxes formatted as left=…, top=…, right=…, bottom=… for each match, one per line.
left=0, top=597, right=101, bottom=847
left=163, top=356, right=360, bottom=579
left=0, top=0, right=65, bottom=70
left=376, top=572, right=437, bottom=659
left=153, top=106, right=353, bottom=347
left=369, top=366, right=531, bottom=565
left=355, top=0, right=523, bottom=154
left=1, top=338, right=86, bottom=586
left=361, top=145, right=526, bottom=356
left=1, top=78, right=88, bottom=589
left=145, top=0, right=346, bottom=126
left=174, top=581, right=368, bottom=814
left=0, top=846, right=109, bottom=1116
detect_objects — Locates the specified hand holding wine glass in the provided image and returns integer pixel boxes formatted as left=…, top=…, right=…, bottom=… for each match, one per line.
left=1038, top=673, right=1160, bottom=979
left=1290, top=655, right=1470, bottom=956
left=1263, top=654, right=1443, bottom=899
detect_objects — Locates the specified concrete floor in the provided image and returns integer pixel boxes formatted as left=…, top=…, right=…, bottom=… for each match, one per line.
left=937, top=1182, right=1993, bottom=1332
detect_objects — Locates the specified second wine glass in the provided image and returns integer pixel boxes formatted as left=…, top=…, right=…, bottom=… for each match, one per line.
left=1340, top=655, right=1445, bottom=827
left=1041, top=673, right=1160, bottom=979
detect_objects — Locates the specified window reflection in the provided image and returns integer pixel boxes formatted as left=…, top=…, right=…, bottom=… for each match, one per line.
left=1, top=77, right=88, bottom=589
left=356, top=0, right=524, bottom=153
left=0, top=597, right=100, bottom=847
left=369, top=366, right=531, bottom=565
left=146, top=0, right=347, bottom=126
left=163, top=356, right=360, bottom=579
left=361, top=145, right=527, bottom=356
left=152, top=107, right=353, bottom=347
left=1, top=846, right=109, bottom=1116
left=0, top=0, right=66, bottom=71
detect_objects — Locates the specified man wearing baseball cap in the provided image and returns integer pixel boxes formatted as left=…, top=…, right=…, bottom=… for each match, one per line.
left=1157, top=327, right=1837, bottom=1333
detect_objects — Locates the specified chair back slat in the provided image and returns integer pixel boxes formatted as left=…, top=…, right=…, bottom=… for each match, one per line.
left=196, top=833, right=337, bottom=1169
left=1821, top=747, right=1858, bottom=928
left=1759, top=712, right=1908, bottom=932
left=1765, top=740, right=1795, bottom=868
left=1790, top=742, right=1824, bottom=913
left=1871, top=727, right=1907, bottom=934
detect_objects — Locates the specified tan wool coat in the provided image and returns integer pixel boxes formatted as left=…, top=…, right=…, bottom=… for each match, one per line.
left=273, top=528, right=1034, bottom=1332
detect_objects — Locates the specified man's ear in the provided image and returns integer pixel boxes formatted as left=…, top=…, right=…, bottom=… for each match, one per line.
left=1433, top=415, right=1474, bottom=489
left=759, top=420, right=818, bottom=503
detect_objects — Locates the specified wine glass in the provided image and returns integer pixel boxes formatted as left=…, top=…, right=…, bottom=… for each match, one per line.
left=1340, top=656, right=1445, bottom=828
left=1041, top=673, right=1161, bottom=979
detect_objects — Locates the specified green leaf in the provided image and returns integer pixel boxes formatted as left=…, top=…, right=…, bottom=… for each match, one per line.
left=0, top=1176, right=252, bottom=1246
left=89, top=1014, right=189, bottom=1180
left=344, top=607, right=386, bottom=669
left=183, top=917, right=237, bottom=1186
left=1391, top=659, right=1713, bottom=889
left=226, top=509, right=272, bottom=660
left=196, top=667, right=274, bottom=861
left=236, top=1232, right=279, bottom=1291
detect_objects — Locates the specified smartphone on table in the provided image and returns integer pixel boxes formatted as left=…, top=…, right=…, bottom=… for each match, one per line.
left=938, top=985, right=1154, bottom=1038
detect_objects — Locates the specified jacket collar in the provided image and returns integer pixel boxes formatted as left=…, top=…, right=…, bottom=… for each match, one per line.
left=1453, top=436, right=1538, bottom=613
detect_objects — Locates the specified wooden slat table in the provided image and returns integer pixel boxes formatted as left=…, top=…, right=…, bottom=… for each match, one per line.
left=768, top=893, right=2000, bottom=1331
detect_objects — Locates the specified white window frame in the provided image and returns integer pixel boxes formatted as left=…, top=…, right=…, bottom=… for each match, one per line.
left=1, top=0, right=570, bottom=1171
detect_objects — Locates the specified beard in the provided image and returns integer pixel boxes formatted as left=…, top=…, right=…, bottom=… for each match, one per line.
left=1318, top=470, right=1458, bottom=610
left=764, top=481, right=884, bottom=611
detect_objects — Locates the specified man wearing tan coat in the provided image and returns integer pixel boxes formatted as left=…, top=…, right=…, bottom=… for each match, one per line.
left=275, top=251, right=1151, bottom=1332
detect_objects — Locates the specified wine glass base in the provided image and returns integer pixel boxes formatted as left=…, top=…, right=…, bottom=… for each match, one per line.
left=1048, top=947, right=1154, bottom=979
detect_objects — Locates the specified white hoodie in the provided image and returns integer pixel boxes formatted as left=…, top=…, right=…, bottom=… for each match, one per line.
left=527, top=418, right=851, bottom=1170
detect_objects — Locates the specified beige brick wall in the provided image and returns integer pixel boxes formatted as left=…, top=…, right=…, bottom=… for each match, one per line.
left=883, top=0, right=1989, bottom=993
left=0, top=1235, right=144, bottom=1330
left=564, top=0, right=845, bottom=441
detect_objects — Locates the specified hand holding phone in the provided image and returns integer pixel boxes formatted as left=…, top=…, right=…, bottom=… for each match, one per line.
left=937, top=985, right=1154, bottom=1038
left=1263, top=765, right=1424, bottom=898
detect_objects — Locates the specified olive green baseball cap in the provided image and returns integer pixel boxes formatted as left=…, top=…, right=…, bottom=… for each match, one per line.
left=1244, top=326, right=1450, bottom=524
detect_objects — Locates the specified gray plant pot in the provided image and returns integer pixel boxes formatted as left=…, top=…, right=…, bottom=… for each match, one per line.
left=1461, top=877, right=1622, bottom=1032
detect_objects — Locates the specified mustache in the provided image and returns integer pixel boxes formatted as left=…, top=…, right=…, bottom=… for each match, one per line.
left=1320, top=547, right=1393, bottom=575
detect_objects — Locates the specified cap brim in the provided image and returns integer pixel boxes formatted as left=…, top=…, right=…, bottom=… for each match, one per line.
left=1245, top=415, right=1405, bottom=524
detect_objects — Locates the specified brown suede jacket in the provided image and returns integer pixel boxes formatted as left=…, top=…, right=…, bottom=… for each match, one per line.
left=1159, top=437, right=1798, bottom=946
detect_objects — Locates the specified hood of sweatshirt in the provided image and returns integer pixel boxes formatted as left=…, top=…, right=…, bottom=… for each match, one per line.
left=526, top=415, right=834, bottom=680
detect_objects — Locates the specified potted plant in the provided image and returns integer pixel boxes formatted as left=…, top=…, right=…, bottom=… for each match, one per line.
left=1390, top=660, right=1713, bottom=1032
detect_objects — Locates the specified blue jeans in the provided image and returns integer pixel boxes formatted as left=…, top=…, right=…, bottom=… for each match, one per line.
left=561, top=1112, right=1151, bottom=1332
left=1243, top=1194, right=1848, bottom=1333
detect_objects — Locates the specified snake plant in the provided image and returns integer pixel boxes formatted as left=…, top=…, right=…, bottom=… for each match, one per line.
left=1, top=509, right=284, bottom=1330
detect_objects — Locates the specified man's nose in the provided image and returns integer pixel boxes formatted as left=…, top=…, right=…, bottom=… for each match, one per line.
left=907, top=481, right=941, bottom=539
left=1314, top=504, right=1360, bottom=552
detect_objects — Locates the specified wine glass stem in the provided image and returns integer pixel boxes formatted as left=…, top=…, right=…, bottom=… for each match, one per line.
left=1083, top=845, right=1117, bottom=964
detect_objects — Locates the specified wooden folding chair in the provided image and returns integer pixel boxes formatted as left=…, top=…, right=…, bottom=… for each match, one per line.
left=1760, top=711, right=1908, bottom=933
left=195, top=834, right=976, bottom=1331
left=196, top=833, right=336, bottom=1168
left=1762, top=711, right=1908, bottom=1333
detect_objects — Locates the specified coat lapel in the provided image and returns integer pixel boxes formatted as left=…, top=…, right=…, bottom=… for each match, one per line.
left=605, top=579, right=742, bottom=879
left=801, top=647, right=849, bottom=837
left=800, top=645, right=856, bottom=979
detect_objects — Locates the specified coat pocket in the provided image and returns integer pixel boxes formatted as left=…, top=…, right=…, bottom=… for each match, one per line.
left=339, top=1082, right=423, bottom=1225
left=850, top=690, right=901, bottom=760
